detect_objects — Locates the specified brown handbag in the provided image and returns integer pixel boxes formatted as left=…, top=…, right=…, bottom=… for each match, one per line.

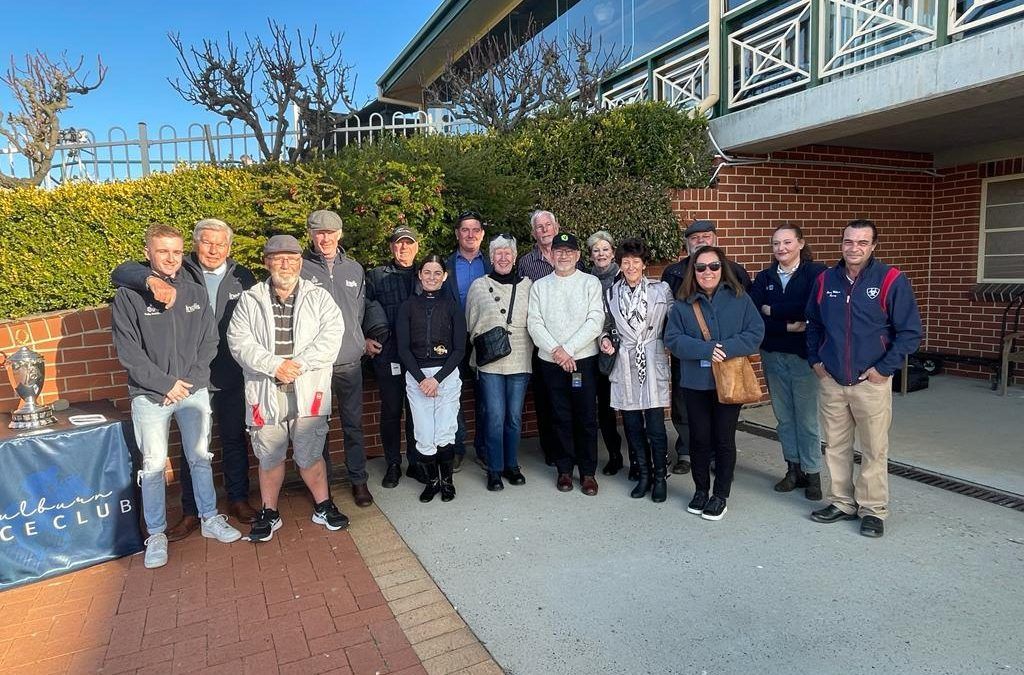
left=691, top=302, right=762, bottom=405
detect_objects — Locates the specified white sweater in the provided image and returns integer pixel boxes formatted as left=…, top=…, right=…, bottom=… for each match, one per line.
left=527, top=269, right=604, bottom=363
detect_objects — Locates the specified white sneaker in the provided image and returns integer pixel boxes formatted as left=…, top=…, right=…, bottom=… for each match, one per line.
left=144, top=533, right=168, bottom=569
left=201, top=514, right=242, bottom=543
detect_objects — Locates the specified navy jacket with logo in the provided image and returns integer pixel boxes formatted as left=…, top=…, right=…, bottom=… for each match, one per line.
left=300, top=247, right=367, bottom=368
left=110, top=254, right=256, bottom=391
left=111, top=271, right=219, bottom=403
left=805, top=257, right=922, bottom=386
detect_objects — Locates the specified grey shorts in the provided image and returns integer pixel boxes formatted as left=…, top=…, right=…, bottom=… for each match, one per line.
left=249, top=389, right=328, bottom=470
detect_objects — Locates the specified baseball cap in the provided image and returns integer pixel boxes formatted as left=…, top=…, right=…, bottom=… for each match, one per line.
left=550, top=232, right=580, bottom=251
left=389, top=226, right=420, bottom=243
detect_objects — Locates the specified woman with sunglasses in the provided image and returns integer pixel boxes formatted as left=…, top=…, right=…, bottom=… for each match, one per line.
left=466, top=234, right=533, bottom=491
left=396, top=254, right=466, bottom=503
left=597, top=238, right=674, bottom=502
left=750, top=225, right=827, bottom=500
left=665, top=246, right=764, bottom=521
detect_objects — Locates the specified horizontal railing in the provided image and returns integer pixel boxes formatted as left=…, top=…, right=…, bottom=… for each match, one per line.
left=599, top=0, right=1024, bottom=114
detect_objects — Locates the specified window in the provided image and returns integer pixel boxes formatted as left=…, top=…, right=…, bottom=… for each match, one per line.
left=979, top=174, right=1024, bottom=282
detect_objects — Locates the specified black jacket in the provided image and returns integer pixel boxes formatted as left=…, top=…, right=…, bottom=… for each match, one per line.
left=749, top=261, right=827, bottom=358
left=111, top=272, right=218, bottom=403
left=364, top=261, right=419, bottom=362
left=300, top=248, right=366, bottom=367
left=395, top=291, right=466, bottom=383
left=111, top=254, right=256, bottom=391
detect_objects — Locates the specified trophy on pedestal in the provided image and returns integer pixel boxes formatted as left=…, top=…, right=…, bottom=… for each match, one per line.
left=1, top=347, right=57, bottom=429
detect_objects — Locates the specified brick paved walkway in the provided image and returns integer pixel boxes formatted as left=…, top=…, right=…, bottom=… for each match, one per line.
left=0, top=488, right=501, bottom=674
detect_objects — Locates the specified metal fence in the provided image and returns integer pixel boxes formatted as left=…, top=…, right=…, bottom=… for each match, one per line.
left=0, top=109, right=478, bottom=187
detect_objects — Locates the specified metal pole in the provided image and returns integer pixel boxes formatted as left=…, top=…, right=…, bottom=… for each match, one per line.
left=137, top=122, right=151, bottom=177
left=203, top=124, right=217, bottom=164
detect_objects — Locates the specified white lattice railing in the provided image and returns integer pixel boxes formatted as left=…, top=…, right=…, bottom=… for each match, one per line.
left=653, top=44, right=712, bottom=114
left=728, top=0, right=812, bottom=108
left=819, top=0, right=937, bottom=78
left=949, top=0, right=1024, bottom=33
left=601, top=72, right=651, bottom=108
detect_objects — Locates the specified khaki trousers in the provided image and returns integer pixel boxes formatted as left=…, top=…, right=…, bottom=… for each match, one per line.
left=818, top=375, right=892, bottom=519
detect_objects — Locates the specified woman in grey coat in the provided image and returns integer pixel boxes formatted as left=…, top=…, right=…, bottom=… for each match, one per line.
left=598, top=238, right=674, bottom=502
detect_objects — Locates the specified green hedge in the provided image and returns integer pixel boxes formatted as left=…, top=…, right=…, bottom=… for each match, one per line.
left=0, top=102, right=710, bottom=318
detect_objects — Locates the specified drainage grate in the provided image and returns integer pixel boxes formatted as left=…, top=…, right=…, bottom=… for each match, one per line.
left=737, top=420, right=1024, bottom=512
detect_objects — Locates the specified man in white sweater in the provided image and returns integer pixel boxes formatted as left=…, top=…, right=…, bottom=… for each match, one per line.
left=527, top=232, right=605, bottom=495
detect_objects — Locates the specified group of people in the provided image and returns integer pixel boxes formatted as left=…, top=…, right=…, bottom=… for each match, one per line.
left=111, top=207, right=922, bottom=567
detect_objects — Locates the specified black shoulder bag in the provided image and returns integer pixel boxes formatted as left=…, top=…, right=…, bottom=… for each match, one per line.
left=473, top=280, right=517, bottom=367
left=598, top=287, right=620, bottom=376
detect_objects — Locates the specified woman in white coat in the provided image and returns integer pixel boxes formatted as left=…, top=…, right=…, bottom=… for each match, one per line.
left=599, top=238, right=674, bottom=502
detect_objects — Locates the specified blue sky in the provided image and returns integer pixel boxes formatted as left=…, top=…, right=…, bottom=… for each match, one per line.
left=2, top=1, right=437, bottom=136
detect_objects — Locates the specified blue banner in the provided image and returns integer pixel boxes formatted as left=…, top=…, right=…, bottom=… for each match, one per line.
left=0, top=421, right=143, bottom=588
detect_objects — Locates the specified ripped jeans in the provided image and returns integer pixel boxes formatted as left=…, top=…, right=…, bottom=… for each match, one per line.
left=131, top=389, right=218, bottom=535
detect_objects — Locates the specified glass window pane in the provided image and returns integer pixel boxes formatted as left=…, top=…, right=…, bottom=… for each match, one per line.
left=985, top=203, right=1024, bottom=230
left=983, top=229, right=1024, bottom=255
left=981, top=255, right=1024, bottom=280
left=986, top=177, right=1024, bottom=207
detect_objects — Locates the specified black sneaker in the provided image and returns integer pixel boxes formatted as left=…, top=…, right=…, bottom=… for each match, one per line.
left=382, top=463, right=401, bottom=488
left=248, top=507, right=282, bottom=542
left=311, top=499, right=349, bottom=531
left=701, top=495, right=727, bottom=521
left=686, top=491, right=709, bottom=515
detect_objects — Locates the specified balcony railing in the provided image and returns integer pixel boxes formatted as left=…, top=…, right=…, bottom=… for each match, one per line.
left=599, top=0, right=1024, bottom=114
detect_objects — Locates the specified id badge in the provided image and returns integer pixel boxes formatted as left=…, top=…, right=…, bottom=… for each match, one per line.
left=571, top=372, right=583, bottom=388
left=700, top=360, right=712, bottom=368
left=390, top=362, right=402, bottom=376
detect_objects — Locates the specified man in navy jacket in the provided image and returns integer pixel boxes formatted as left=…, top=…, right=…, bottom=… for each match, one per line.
left=806, top=219, right=922, bottom=538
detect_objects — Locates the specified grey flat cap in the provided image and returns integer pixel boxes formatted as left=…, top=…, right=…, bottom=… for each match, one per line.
left=307, top=210, right=343, bottom=232
left=684, top=220, right=717, bottom=237
left=263, top=234, right=303, bottom=255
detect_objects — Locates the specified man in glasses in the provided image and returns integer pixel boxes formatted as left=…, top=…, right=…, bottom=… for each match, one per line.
left=806, top=219, right=921, bottom=538
left=111, top=218, right=258, bottom=539
left=442, top=210, right=492, bottom=471
left=661, top=220, right=751, bottom=477
left=300, top=210, right=374, bottom=508
left=227, top=235, right=349, bottom=542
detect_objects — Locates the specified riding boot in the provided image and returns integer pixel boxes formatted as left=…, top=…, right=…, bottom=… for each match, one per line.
left=774, top=461, right=806, bottom=492
left=804, top=472, right=822, bottom=501
left=418, top=457, right=441, bottom=503
left=438, top=444, right=456, bottom=502
left=630, top=459, right=650, bottom=499
left=651, top=444, right=667, bottom=503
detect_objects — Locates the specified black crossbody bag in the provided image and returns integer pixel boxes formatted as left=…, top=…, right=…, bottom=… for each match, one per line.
left=473, top=281, right=517, bottom=367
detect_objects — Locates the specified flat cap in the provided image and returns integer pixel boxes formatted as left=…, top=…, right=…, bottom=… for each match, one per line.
left=263, top=234, right=302, bottom=255
left=307, top=210, right=343, bottom=231
left=389, top=226, right=420, bottom=243
left=684, top=220, right=717, bottom=237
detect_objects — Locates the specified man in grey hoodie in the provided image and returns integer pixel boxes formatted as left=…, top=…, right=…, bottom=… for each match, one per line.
left=111, top=223, right=242, bottom=569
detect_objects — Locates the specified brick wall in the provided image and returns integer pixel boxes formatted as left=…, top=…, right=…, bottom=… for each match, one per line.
left=671, top=145, right=1024, bottom=386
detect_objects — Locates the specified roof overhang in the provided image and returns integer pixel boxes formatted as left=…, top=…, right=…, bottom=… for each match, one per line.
left=377, top=0, right=524, bottom=107
left=709, top=21, right=1024, bottom=168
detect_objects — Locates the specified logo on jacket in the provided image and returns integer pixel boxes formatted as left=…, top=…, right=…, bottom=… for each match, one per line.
left=826, top=290, right=842, bottom=299
left=229, top=292, right=240, bottom=300
left=346, top=280, right=358, bottom=287
left=184, top=303, right=201, bottom=313
left=866, top=287, right=880, bottom=299
left=767, top=284, right=775, bottom=291
left=433, top=344, right=448, bottom=356
left=144, top=304, right=161, bottom=316
left=308, top=277, right=322, bottom=286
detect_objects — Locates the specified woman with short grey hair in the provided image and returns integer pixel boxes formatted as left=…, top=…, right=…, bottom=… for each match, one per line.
left=587, top=230, right=625, bottom=477
left=467, top=235, right=534, bottom=491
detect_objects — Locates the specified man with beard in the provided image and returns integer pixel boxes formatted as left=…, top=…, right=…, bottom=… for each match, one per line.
left=227, top=235, right=348, bottom=541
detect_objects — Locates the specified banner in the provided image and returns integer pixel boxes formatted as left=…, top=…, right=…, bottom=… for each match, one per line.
left=0, top=421, right=143, bottom=589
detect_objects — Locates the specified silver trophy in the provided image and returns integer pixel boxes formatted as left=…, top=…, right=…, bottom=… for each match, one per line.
left=1, top=347, right=57, bottom=429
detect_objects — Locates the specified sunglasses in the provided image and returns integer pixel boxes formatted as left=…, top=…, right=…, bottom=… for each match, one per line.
left=456, top=210, right=482, bottom=224
left=694, top=262, right=722, bottom=272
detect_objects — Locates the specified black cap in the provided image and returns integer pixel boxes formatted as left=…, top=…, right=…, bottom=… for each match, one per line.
left=684, top=220, right=717, bottom=238
left=550, top=232, right=580, bottom=251
left=389, top=226, right=420, bottom=243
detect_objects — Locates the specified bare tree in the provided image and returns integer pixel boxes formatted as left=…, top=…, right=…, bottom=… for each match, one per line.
left=169, top=20, right=357, bottom=163
left=425, top=20, right=629, bottom=133
left=0, top=52, right=106, bottom=189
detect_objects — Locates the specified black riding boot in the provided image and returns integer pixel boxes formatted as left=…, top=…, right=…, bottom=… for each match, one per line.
left=630, top=457, right=650, bottom=498
left=651, top=445, right=667, bottom=503
left=804, top=472, right=822, bottom=501
left=418, top=457, right=441, bottom=503
left=438, top=444, right=456, bottom=502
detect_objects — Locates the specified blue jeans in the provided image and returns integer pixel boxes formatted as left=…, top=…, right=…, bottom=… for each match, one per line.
left=477, top=372, right=530, bottom=472
left=131, top=390, right=219, bottom=535
left=761, top=350, right=821, bottom=473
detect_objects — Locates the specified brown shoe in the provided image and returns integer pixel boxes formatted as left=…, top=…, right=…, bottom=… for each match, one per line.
left=166, top=514, right=200, bottom=542
left=228, top=500, right=258, bottom=524
left=556, top=473, right=573, bottom=492
left=580, top=475, right=599, bottom=496
left=351, top=483, right=374, bottom=507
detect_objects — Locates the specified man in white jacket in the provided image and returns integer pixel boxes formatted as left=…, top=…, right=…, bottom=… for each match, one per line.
left=227, top=235, right=346, bottom=542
